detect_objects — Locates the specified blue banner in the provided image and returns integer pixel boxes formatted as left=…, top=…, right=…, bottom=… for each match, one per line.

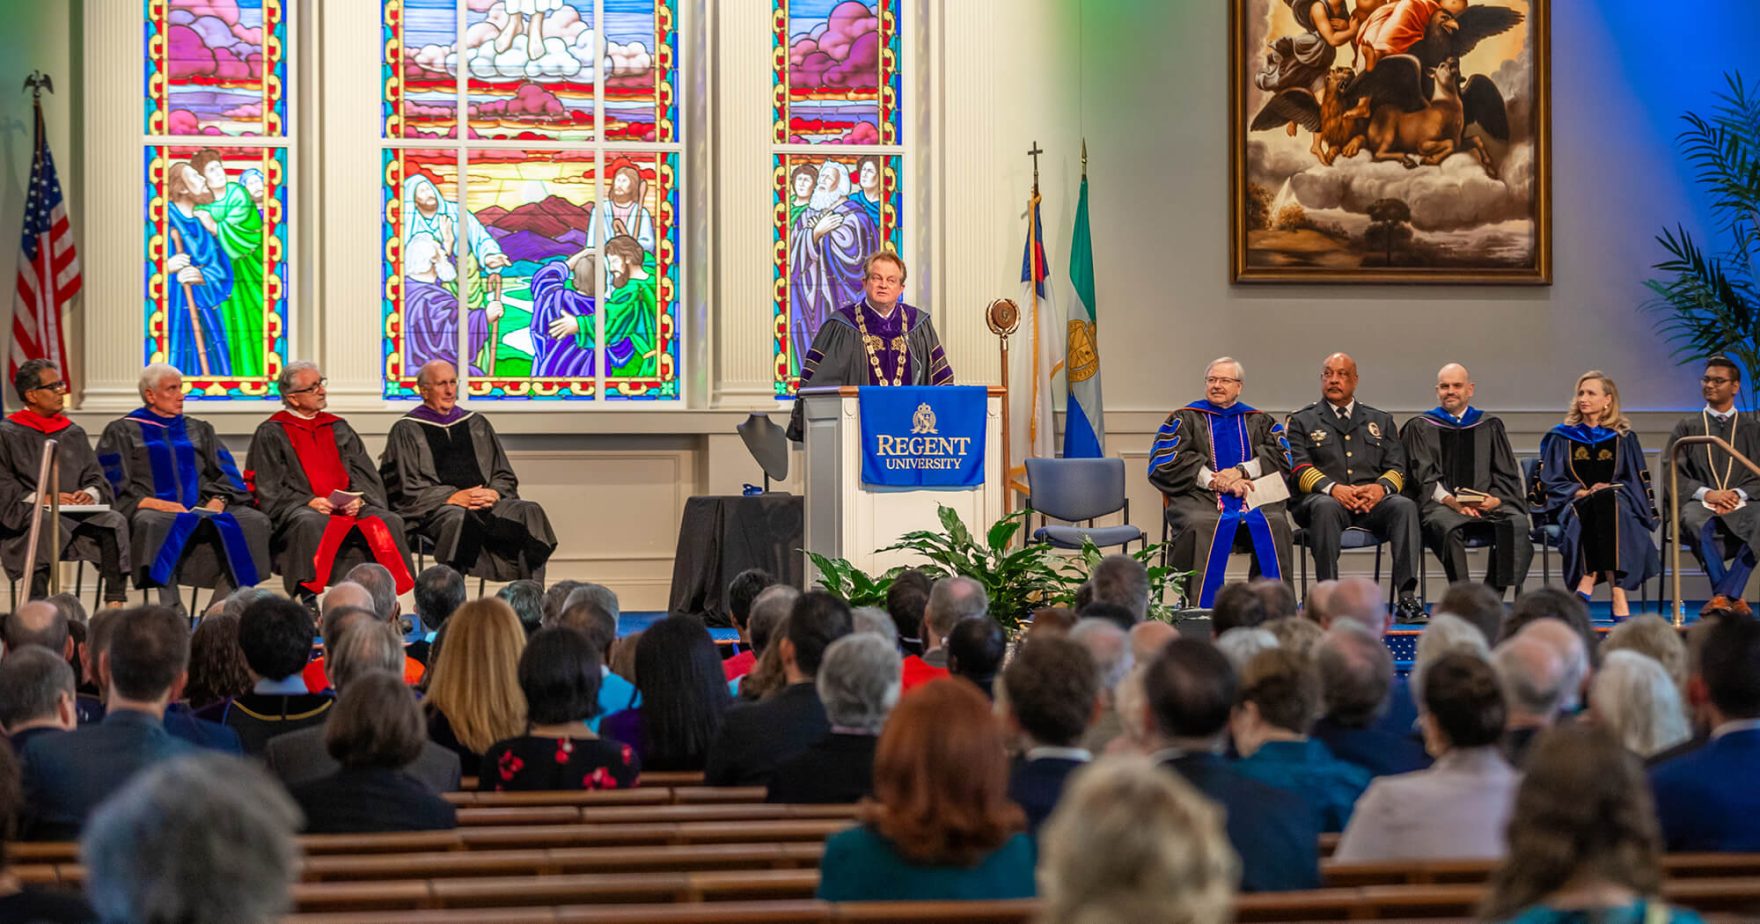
left=859, top=386, right=987, bottom=487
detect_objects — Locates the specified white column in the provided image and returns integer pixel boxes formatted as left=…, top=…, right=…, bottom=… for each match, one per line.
left=79, top=0, right=147, bottom=411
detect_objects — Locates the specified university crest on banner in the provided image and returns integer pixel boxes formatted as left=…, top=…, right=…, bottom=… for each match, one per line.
left=860, top=386, right=987, bottom=488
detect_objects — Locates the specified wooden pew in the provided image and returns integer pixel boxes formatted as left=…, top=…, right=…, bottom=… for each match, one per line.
left=287, top=868, right=822, bottom=912
left=1323, top=853, right=1760, bottom=888
left=442, top=785, right=760, bottom=807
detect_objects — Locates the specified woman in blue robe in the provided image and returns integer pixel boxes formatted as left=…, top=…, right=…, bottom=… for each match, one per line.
left=1537, top=371, right=1659, bottom=617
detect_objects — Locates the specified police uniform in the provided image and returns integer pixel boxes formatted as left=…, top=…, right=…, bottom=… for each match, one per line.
left=1285, top=400, right=1423, bottom=609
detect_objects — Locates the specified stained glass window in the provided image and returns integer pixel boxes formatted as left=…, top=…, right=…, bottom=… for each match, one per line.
left=382, top=0, right=680, bottom=401
left=771, top=0, right=903, bottom=396
left=143, top=0, right=291, bottom=399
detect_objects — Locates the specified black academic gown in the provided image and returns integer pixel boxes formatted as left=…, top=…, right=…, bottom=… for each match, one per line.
left=379, top=409, right=556, bottom=581
left=786, top=300, right=954, bottom=440
left=0, top=414, right=130, bottom=599
left=1663, top=410, right=1760, bottom=596
left=1148, top=400, right=1293, bottom=607
left=1399, top=407, right=1533, bottom=591
left=247, top=413, right=413, bottom=596
left=97, top=409, right=271, bottom=593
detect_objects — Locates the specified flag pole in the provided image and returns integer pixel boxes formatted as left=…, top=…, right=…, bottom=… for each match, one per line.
left=1018, top=141, right=1044, bottom=499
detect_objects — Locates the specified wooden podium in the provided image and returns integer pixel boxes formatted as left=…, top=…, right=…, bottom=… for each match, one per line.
left=798, top=386, right=1007, bottom=580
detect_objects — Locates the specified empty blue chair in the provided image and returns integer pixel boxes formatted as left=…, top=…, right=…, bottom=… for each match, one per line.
left=1024, top=457, right=1146, bottom=552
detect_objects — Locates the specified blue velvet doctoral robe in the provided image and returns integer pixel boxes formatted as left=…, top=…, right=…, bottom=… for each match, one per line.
left=1537, top=425, right=1659, bottom=590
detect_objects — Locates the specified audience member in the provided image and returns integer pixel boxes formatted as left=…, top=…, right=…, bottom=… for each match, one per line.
left=1001, top=635, right=1099, bottom=832
left=723, top=568, right=774, bottom=679
left=1037, top=757, right=1237, bottom=924
left=817, top=678, right=1033, bottom=901
left=1501, top=587, right=1598, bottom=661
left=0, top=744, right=90, bottom=920
left=850, top=605, right=896, bottom=641
left=706, top=591, right=850, bottom=786
left=1087, top=554, right=1150, bottom=622
left=81, top=753, right=300, bottom=924
left=1210, top=581, right=1271, bottom=635
left=768, top=633, right=900, bottom=804
left=1231, top=648, right=1370, bottom=832
left=1602, top=615, right=1687, bottom=691
left=1250, top=577, right=1299, bottom=622
left=1128, top=619, right=1177, bottom=665
left=225, top=596, right=333, bottom=755
left=609, top=629, right=640, bottom=684
left=1311, top=625, right=1431, bottom=776
left=343, top=562, right=401, bottom=623
left=1520, top=617, right=1593, bottom=712
left=291, top=671, right=458, bottom=833
left=423, top=598, right=528, bottom=777
left=540, top=579, right=583, bottom=626
left=44, top=592, right=87, bottom=627
left=1654, top=613, right=1729, bottom=763
left=413, top=563, right=467, bottom=630
left=305, top=581, right=426, bottom=692
left=1326, top=577, right=1393, bottom=636
left=1335, top=652, right=1517, bottom=861
left=73, top=609, right=119, bottom=717
left=1265, top=615, right=1324, bottom=667
left=1140, top=638, right=1320, bottom=892
left=560, top=582, right=621, bottom=624
left=2, top=600, right=71, bottom=663
left=481, top=627, right=640, bottom=791
left=1650, top=613, right=1760, bottom=851
left=1492, top=634, right=1570, bottom=766
left=1411, top=612, right=1491, bottom=704
left=885, top=569, right=933, bottom=656
left=553, top=593, right=637, bottom=726
left=1303, top=578, right=1341, bottom=625
left=901, top=576, right=986, bottom=691
left=946, top=616, right=1006, bottom=698
left=602, top=615, right=729, bottom=772
left=20, top=605, right=197, bottom=839
left=496, top=579, right=545, bottom=638
left=1071, top=619, right=1133, bottom=753
left=265, top=619, right=460, bottom=792
left=1025, top=606, right=1078, bottom=641
left=1591, top=650, right=1690, bottom=760
left=1076, top=601, right=1137, bottom=632
left=1482, top=725, right=1703, bottom=924
left=1435, top=581, right=1505, bottom=645
left=184, top=611, right=253, bottom=717
left=0, top=646, right=77, bottom=753
left=1215, top=626, right=1279, bottom=673
left=736, top=584, right=798, bottom=700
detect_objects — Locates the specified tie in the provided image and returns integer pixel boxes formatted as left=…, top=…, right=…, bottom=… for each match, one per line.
left=1336, top=406, right=1350, bottom=423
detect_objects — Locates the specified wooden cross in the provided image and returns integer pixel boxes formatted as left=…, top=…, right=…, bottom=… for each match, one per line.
left=1027, top=141, right=1043, bottom=191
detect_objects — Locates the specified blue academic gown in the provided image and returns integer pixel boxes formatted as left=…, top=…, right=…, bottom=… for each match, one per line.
left=1537, top=425, right=1659, bottom=590
left=164, top=204, right=234, bottom=377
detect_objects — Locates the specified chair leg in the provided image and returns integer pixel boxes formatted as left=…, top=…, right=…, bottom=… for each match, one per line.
left=478, top=576, right=487, bottom=598
left=1299, top=540, right=1309, bottom=601
left=1375, top=543, right=1392, bottom=609
left=75, top=560, right=84, bottom=597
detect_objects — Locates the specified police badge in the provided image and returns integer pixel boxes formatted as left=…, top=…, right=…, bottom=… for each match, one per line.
left=1367, top=422, right=1382, bottom=439
left=1310, top=429, right=1327, bottom=443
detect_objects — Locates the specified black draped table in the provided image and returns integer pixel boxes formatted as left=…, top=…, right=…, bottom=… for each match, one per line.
left=667, top=494, right=804, bottom=627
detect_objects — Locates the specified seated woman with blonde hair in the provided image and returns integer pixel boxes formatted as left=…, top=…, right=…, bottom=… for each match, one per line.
left=816, top=678, right=1033, bottom=901
left=1588, top=650, right=1691, bottom=761
left=1037, top=756, right=1238, bottom=924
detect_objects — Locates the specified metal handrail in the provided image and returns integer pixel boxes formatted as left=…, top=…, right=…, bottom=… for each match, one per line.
left=20, top=439, right=62, bottom=598
left=1668, top=435, right=1760, bottom=626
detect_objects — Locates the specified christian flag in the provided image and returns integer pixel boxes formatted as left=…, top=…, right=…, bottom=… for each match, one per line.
left=1009, top=189, right=1063, bottom=495
left=1063, top=168, right=1105, bottom=458
left=9, top=95, right=79, bottom=389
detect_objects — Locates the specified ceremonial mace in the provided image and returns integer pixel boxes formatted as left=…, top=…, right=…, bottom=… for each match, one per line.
left=986, top=297, right=1020, bottom=502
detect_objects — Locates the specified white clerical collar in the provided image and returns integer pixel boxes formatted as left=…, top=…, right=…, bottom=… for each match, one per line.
left=1705, top=406, right=1737, bottom=422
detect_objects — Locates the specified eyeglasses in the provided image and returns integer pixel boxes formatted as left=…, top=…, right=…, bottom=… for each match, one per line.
left=285, top=377, right=328, bottom=395
left=865, top=274, right=903, bottom=286
left=1205, top=376, right=1242, bottom=386
left=29, top=380, right=68, bottom=394
left=1703, top=376, right=1734, bottom=385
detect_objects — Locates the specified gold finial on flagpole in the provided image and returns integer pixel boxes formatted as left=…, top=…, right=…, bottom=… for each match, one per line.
left=1081, top=138, right=1088, bottom=178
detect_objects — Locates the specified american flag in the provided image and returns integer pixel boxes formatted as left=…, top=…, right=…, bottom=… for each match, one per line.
left=9, top=97, right=80, bottom=387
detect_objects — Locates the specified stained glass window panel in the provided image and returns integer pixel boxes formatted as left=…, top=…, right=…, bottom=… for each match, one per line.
left=603, top=0, right=678, bottom=144
left=384, top=0, right=460, bottom=139
left=772, top=153, right=902, bottom=396
left=463, top=1, right=597, bottom=141
left=143, top=145, right=290, bottom=397
left=772, top=0, right=899, bottom=145
left=462, top=148, right=600, bottom=399
left=146, top=0, right=289, bottom=138
left=382, top=148, right=475, bottom=398
left=602, top=151, right=679, bottom=400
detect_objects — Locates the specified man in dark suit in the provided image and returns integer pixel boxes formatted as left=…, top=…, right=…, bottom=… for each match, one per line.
left=1651, top=615, right=1760, bottom=851
left=19, top=605, right=197, bottom=839
left=767, top=632, right=899, bottom=804
left=1311, top=625, right=1429, bottom=777
left=225, top=596, right=334, bottom=755
left=1002, top=635, right=1100, bottom=832
left=0, top=646, right=78, bottom=754
left=707, top=590, right=851, bottom=786
left=265, top=619, right=460, bottom=792
left=1140, top=637, right=1321, bottom=892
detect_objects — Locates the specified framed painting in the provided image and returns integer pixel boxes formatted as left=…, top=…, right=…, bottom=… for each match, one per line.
left=1230, top=0, right=1550, bottom=283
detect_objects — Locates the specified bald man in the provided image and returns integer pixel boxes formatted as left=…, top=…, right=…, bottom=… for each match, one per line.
left=1492, top=634, right=1569, bottom=766
left=1400, top=364, right=1532, bottom=597
left=1286, top=354, right=1424, bottom=623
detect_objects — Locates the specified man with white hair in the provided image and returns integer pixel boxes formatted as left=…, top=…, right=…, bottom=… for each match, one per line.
left=901, top=575, right=987, bottom=692
left=766, top=633, right=901, bottom=804
left=380, top=359, right=556, bottom=586
left=1150, top=357, right=1293, bottom=608
left=98, top=364, right=271, bottom=606
left=246, top=361, right=413, bottom=601
left=1072, top=618, right=1134, bottom=753
left=1491, top=633, right=1569, bottom=766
